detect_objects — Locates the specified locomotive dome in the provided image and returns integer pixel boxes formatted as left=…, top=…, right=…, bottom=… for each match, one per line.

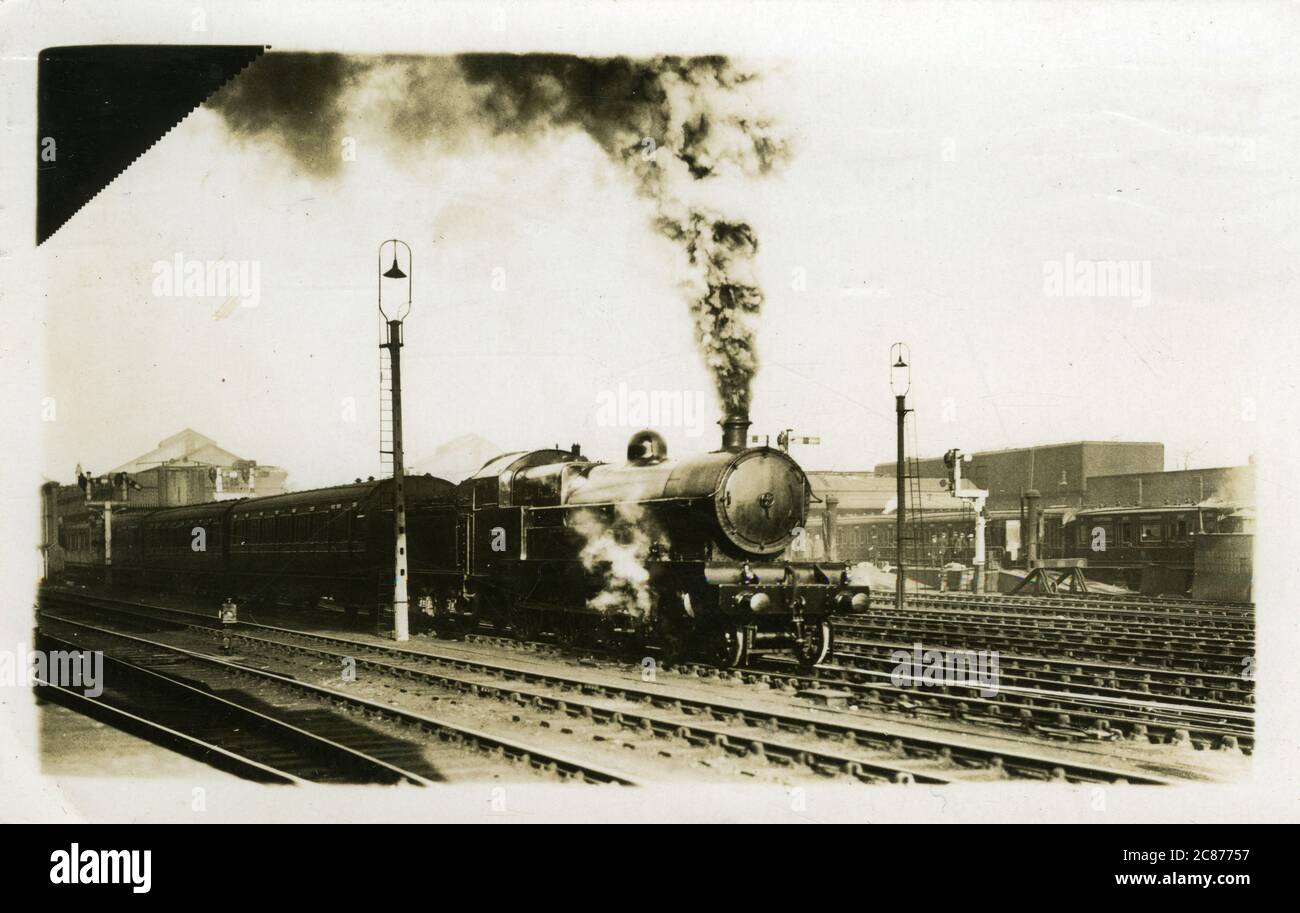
left=626, top=430, right=668, bottom=464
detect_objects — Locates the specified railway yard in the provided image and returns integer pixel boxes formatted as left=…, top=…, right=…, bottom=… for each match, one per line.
left=35, top=583, right=1253, bottom=788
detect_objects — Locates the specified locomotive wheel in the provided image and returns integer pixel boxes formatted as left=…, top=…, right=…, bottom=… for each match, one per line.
left=510, top=604, right=544, bottom=641
left=565, top=615, right=600, bottom=650
left=654, top=618, right=689, bottom=667
left=555, top=613, right=579, bottom=646
left=797, top=620, right=833, bottom=669
left=649, top=594, right=693, bottom=666
left=708, top=625, right=745, bottom=668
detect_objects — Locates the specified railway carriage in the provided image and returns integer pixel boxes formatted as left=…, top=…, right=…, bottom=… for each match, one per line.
left=226, top=476, right=460, bottom=610
left=110, top=509, right=148, bottom=577
left=140, top=501, right=231, bottom=586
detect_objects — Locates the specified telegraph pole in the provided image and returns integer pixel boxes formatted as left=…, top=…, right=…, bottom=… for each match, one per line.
left=378, top=240, right=413, bottom=641
left=890, top=344, right=911, bottom=611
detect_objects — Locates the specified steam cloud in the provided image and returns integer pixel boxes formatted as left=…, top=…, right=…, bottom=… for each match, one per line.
left=207, top=52, right=788, bottom=416
left=570, top=505, right=657, bottom=619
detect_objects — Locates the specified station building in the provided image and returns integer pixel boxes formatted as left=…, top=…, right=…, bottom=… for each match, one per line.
left=820, top=440, right=1253, bottom=598
left=791, top=472, right=950, bottom=562
left=40, top=429, right=288, bottom=579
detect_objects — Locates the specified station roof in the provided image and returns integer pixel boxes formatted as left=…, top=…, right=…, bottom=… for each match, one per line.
left=111, top=428, right=249, bottom=475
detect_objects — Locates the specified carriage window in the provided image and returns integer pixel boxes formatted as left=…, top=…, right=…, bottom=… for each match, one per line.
left=1120, top=522, right=1134, bottom=545
left=1140, top=519, right=1163, bottom=543
left=1174, top=518, right=1189, bottom=540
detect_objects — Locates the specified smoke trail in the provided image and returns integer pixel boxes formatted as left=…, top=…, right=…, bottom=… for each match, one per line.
left=206, top=53, right=787, bottom=414
left=657, top=212, right=763, bottom=413
left=207, top=53, right=368, bottom=176
left=570, top=504, right=657, bottom=619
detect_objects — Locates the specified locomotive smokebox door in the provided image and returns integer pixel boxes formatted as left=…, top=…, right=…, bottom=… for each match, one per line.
left=716, top=450, right=805, bottom=554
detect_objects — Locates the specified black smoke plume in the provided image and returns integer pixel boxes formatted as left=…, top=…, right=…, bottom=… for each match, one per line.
left=207, top=53, right=787, bottom=415
left=208, top=53, right=367, bottom=176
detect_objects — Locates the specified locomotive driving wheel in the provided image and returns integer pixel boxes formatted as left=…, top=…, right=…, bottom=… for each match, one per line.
left=796, top=619, right=833, bottom=669
left=652, top=610, right=689, bottom=666
left=508, top=602, right=544, bottom=641
left=707, top=624, right=746, bottom=668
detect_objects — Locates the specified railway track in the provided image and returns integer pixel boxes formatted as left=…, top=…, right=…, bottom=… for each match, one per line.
left=868, top=597, right=1254, bottom=638
left=883, top=592, right=1254, bottom=620
left=835, top=616, right=1249, bottom=675
left=852, top=606, right=1252, bottom=654
left=35, top=630, right=425, bottom=785
left=36, top=674, right=301, bottom=786
left=764, top=659, right=1250, bottom=751
left=457, top=628, right=1253, bottom=750
left=832, top=637, right=1252, bottom=706
left=845, top=609, right=1254, bottom=673
left=37, top=608, right=640, bottom=785
left=39, top=590, right=1179, bottom=784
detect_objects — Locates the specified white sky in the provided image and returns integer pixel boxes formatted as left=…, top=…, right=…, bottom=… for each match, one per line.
left=21, top=2, right=1298, bottom=490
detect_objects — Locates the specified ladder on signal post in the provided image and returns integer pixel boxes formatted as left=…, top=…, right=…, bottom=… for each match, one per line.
left=379, top=341, right=393, bottom=471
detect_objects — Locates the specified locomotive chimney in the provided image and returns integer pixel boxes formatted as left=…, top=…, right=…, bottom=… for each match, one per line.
left=720, top=410, right=752, bottom=452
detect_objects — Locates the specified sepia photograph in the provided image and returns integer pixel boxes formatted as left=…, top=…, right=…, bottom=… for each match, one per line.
left=2, top=0, right=1297, bottom=844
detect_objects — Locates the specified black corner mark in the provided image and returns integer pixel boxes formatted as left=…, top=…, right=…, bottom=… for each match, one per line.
left=36, top=44, right=268, bottom=245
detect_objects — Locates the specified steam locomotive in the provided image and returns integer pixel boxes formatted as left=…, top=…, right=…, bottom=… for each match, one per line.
left=55, top=417, right=868, bottom=667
